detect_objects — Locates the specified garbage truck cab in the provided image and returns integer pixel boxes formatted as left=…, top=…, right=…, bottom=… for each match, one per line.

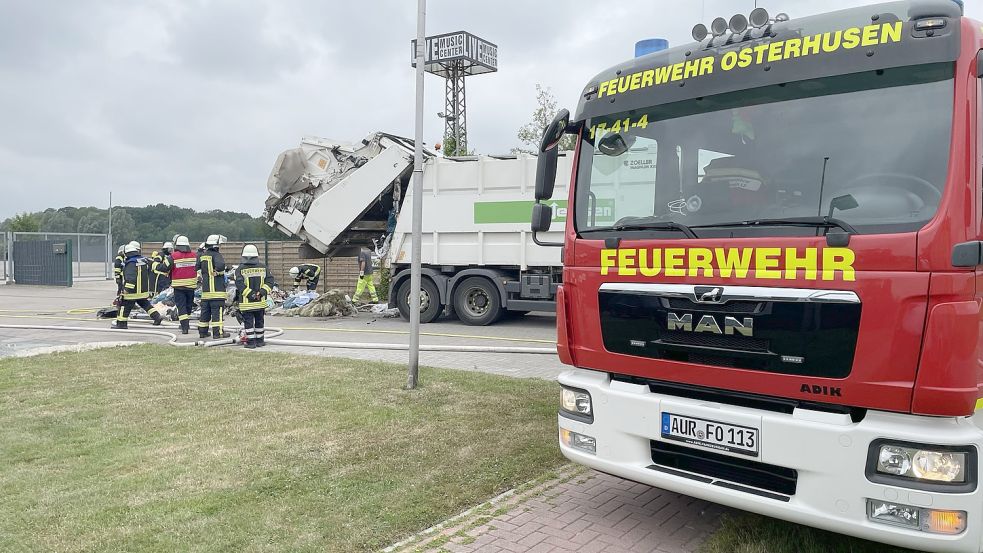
left=533, top=1, right=983, bottom=551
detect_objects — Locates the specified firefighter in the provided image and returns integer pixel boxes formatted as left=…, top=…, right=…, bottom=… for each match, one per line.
left=196, top=234, right=229, bottom=339
left=150, top=241, right=174, bottom=293
left=155, top=236, right=197, bottom=334
left=234, top=244, right=275, bottom=349
left=352, top=247, right=379, bottom=303
left=289, top=263, right=321, bottom=291
left=113, top=245, right=126, bottom=296
left=112, top=241, right=163, bottom=329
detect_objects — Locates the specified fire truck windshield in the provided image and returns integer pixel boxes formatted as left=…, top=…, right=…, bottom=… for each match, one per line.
left=575, top=63, right=954, bottom=238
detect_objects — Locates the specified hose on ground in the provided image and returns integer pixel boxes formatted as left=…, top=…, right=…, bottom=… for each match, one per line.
left=265, top=338, right=556, bottom=355
left=0, top=322, right=557, bottom=355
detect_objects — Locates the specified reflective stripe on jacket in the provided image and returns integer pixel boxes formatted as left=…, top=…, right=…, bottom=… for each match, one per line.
left=293, top=263, right=321, bottom=286
left=196, top=249, right=227, bottom=300
left=166, top=250, right=198, bottom=289
left=235, top=261, right=275, bottom=312
left=122, top=256, right=152, bottom=300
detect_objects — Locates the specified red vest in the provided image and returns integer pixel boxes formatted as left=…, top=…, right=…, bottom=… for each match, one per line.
left=170, top=250, right=198, bottom=289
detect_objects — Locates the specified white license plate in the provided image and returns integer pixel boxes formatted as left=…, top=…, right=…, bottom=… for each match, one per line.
left=661, top=412, right=759, bottom=457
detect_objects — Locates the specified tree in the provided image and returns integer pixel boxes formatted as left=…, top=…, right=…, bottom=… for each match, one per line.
left=79, top=209, right=135, bottom=244
left=513, top=84, right=577, bottom=155
left=38, top=210, right=75, bottom=233
left=6, top=212, right=40, bottom=232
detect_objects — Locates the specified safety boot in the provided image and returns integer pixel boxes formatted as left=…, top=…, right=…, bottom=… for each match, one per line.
left=256, top=337, right=266, bottom=348
left=199, top=327, right=209, bottom=339
left=180, top=320, right=189, bottom=335
left=244, top=338, right=257, bottom=349
left=212, top=328, right=230, bottom=339
left=111, top=320, right=128, bottom=330
left=151, top=313, right=163, bottom=326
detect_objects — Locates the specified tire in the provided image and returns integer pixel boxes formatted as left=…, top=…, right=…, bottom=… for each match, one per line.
left=396, top=278, right=442, bottom=323
left=453, top=277, right=504, bottom=326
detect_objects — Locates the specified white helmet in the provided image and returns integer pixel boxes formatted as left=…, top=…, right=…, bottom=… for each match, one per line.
left=163, top=241, right=174, bottom=251
left=124, top=241, right=141, bottom=254
left=242, top=245, right=259, bottom=258
left=289, top=266, right=300, bottom=276
left=117, top=245, right=125, bottom=254
left=175, top=235, right=190, bottom=247
left=205, top=234, right=221, bottom=247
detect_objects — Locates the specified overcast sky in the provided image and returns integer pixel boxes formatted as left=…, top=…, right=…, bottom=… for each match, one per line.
left=1, top=0, right=977, bottom=220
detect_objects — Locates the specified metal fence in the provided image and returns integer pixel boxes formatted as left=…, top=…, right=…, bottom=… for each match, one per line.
left=11, top=232, right=111, bottom=281
left=1, top=232, right=10, bottom=283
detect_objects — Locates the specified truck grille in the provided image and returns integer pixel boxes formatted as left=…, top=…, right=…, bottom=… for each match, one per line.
left=650, top=440, right=797, bottom=500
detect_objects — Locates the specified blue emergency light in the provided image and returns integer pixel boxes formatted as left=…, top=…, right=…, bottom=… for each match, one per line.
left=635, top=38, right=669, bottom=58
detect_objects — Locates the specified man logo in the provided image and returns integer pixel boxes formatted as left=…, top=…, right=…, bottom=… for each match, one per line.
left=695, top=286, right=723, bottom=303
left=667, top=312, right=754, bottom=336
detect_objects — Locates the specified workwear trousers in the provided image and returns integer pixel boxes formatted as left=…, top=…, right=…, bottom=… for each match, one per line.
left=353, top=275, right=378, bottom=302
left=198, top=299, right=225, bottom=338
left=242, top=310, right=266, bottom=348
left=173, top=288, right=195, bottom=333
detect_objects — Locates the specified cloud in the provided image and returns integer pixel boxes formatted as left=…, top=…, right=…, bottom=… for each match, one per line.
left=0, top=0, right=978, bottom=220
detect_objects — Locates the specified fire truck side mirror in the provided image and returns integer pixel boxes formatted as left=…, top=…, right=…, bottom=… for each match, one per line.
left=535, top=147, right=559, bottom=201
left=531, top=203, right=553, bottom=233
left=539, top=109, right=571, bottom=153
left=952, top=241, right=983, bottom=267
left=531, top=202, right=563, bottom=247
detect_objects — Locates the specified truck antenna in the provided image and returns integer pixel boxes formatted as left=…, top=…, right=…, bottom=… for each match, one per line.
left=818, top=156, right=830, bottom=218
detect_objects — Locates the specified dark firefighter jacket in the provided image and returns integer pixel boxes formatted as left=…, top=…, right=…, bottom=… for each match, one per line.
left=196, top=248, right=227, bottom=301
left=150, top=251, right=171, bottom=292
left=293, top=263, right=321, bottom=286
left=234, top=259, right=275, bottom=312
left=156, top=249, right=198, bottom=289
left=121, top=255, right=153, bottom=301
left=113, top=253, right=125, bottom=286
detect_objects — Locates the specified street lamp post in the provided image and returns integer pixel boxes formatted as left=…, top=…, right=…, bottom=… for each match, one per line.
left=407, top=0, right=426, bottom=390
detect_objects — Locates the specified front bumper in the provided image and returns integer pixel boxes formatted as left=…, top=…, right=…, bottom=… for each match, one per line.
left=557, top=369, right=983, bottom=553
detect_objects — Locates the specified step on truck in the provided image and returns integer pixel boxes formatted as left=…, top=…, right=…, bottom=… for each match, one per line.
left=263, top=134, right=570, bottom=325
left=533, top=1, right=983, bottom=551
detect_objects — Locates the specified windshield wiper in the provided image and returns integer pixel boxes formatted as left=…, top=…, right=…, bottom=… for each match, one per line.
left=692, top=216, right=858, bottom=235
left=594, top=217, right=698, bottom=239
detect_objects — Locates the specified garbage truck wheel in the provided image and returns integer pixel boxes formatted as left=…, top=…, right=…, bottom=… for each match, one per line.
left=396, top=278, right=442, bottom=323
left=453, top=277, right=504, bottom=326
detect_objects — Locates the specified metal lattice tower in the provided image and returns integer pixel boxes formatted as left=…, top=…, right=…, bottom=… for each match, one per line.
left=445, top=62, right=467, bottom=154
left=411, top=31, right=498, bottom=156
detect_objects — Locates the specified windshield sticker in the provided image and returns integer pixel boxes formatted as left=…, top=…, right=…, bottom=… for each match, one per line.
left=599, top=247, right=855, bottom=281
left=596, top=21, right=902, bottom=99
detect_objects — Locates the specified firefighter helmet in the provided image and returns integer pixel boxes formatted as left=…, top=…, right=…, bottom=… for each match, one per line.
left=289, top=266, right=300, bottom=277
left=124, top=241, right=140, bottom=254
left=242, top=245, right=259, bottom=258
left=175, top=235, right=190, bottom=247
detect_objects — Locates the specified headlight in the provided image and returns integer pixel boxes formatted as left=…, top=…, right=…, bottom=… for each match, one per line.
left=876, top=445, right=965, bottom=483
left=560, top=386, right=592, bottom=421
left=868, top=440, right=975, bottom=491
left=866, top=499, right=966, bottom=535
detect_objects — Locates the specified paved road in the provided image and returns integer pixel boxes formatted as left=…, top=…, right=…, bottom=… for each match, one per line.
left=0, top=281, right=728, bottom=552
left=0, top=281, right=565, bottom=380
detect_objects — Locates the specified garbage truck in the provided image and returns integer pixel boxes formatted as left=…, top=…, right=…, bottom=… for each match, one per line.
left=534, top=1, right=983, bottom=551
left=263, top=134, right=571, bottom=325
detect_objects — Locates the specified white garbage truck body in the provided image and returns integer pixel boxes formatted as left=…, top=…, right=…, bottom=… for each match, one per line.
left=263, top=133, right=571, bottom=325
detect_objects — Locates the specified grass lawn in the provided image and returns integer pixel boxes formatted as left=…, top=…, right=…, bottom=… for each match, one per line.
left=0, top=345, right=564, bottom=552
left=701, top=513, right=923, bottom=553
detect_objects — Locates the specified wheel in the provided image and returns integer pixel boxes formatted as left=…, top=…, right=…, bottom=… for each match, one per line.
left=453, top=277, right=504, bottom=326
left=396, top=278, right=442, bottom=323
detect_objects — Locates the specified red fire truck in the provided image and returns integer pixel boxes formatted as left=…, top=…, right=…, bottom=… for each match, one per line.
left=532, top=1, right=983, bottom=551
